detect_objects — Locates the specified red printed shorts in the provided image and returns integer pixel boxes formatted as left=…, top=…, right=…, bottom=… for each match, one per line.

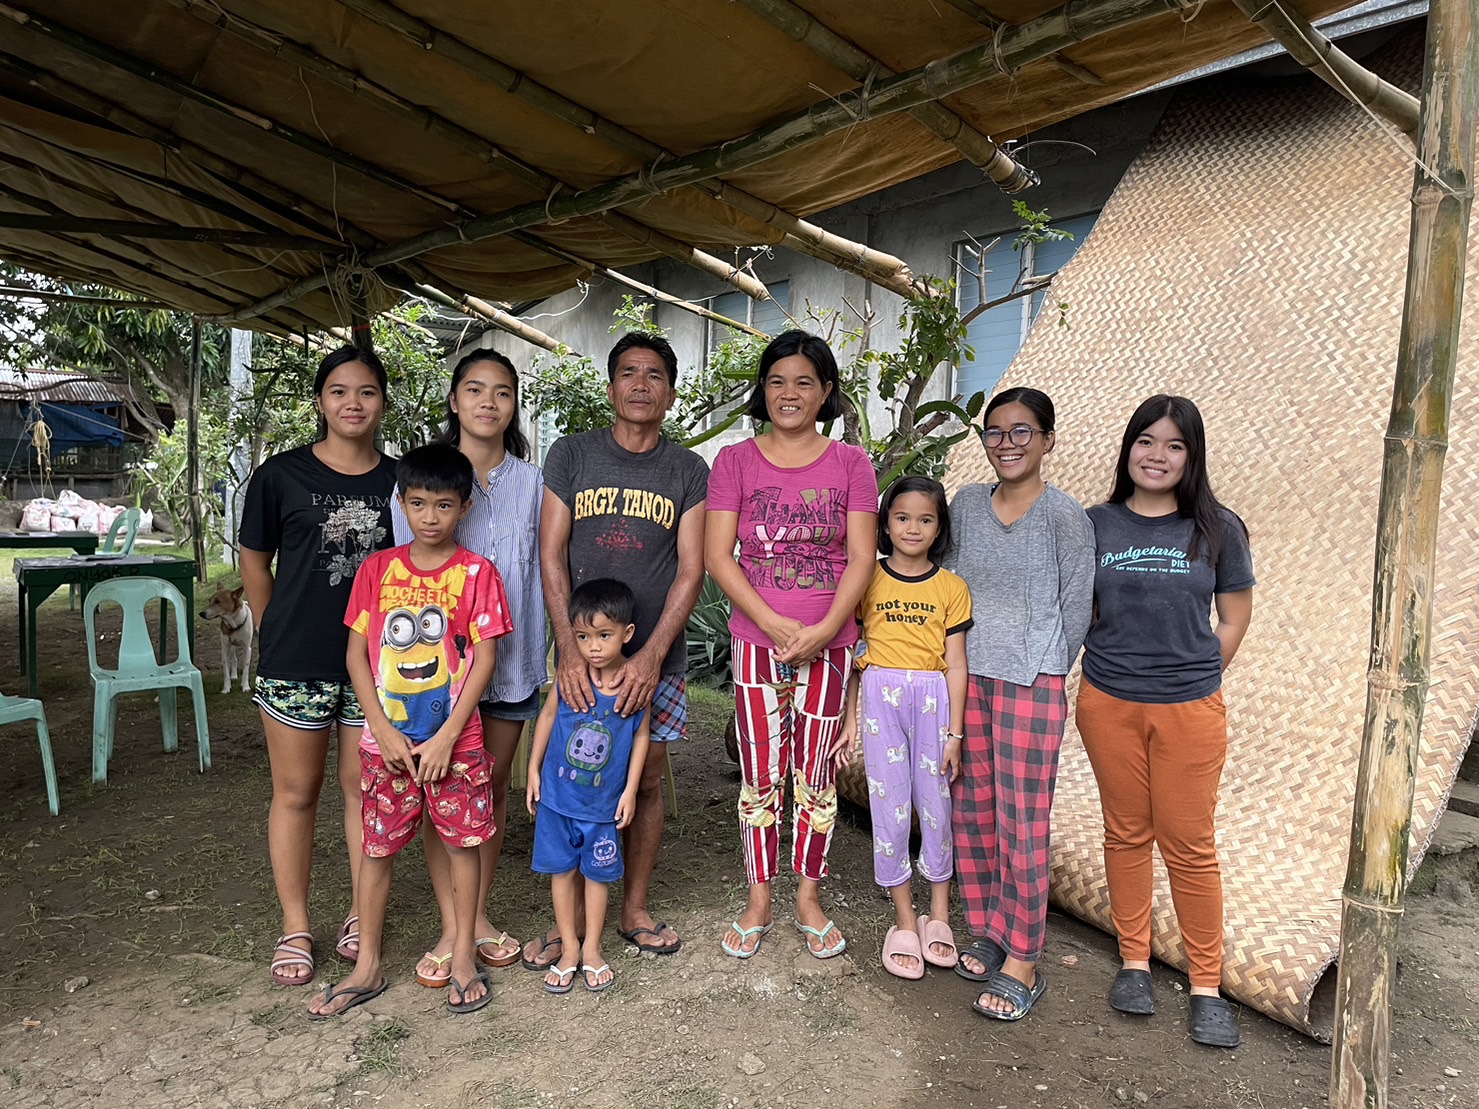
left=360, top=747, right=494, bottom=857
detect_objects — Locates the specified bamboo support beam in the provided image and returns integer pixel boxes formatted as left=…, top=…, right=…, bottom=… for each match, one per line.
left=1330, top=1, right=1477, bottom=1105
left=389, top=278, right=574, bottom=355
left=0, top=213, right=345, bottom=252
left=158, top=0, right=774, bottom=299
left=332, top=0, right=920, bottom=291
left=939, top=0, right=1107, bottom=84
left=0, top=285, right=175, bottom=311
left=735, top=0, right=1036, bottom=193
left=0, top=50, right=375, bottom=251
left=237, top=0, right=1188, bottom=321
left=510, top=233, right=770, bottom=338
left=1230, top=0, right=1421, bottom=138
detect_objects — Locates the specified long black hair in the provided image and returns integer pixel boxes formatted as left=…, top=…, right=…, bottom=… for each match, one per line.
left=440, top=348, right=530, bottom=461
left=1108, top=394, right=1241, bottom=564
left=313, top=346, right=387, bottom=442
left=877, top=474, right=952, bottom=560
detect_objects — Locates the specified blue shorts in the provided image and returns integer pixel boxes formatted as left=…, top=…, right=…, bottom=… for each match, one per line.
left=531, top=809, right=624, bottom=883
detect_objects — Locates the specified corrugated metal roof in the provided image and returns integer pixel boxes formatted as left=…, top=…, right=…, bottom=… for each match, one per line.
left=0, top=368, right=134, bottom=405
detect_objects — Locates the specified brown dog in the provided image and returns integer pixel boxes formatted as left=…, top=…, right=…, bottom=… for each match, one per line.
left=199, top=585, right=254, bottom=693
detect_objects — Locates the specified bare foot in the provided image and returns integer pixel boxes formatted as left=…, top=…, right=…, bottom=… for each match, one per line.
left=794, top=902, right=845, bottom=957
left=581, top=940, right=614, bottom=989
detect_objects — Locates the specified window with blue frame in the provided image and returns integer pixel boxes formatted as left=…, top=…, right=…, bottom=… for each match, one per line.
left=705, top=280, right=791, bottom=429
left=955, top=213, right=1098, bottom=402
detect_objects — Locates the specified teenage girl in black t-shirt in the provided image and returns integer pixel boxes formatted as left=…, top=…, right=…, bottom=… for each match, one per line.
left=240, top=347, right=398, bottom=988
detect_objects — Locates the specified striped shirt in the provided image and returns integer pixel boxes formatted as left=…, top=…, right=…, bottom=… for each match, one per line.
left=392, top=452, right=547, bottom=705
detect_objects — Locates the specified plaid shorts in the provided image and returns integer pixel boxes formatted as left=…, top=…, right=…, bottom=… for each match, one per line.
left=360, top=747, right=493, bottom=857
left=254, top=677, right=365, bottom=730
left=650, top=675, right=688, bottom=743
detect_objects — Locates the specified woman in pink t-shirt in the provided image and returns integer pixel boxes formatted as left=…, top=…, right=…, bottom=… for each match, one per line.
left=705, top=330, right=878, bottom=961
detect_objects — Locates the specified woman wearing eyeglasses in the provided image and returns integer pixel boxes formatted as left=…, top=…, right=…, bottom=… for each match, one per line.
left=942, top=387, right=1095, bottom=1021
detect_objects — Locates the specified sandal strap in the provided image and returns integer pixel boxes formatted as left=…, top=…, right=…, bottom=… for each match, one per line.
left=983, top=969, right=1034, bottom=1009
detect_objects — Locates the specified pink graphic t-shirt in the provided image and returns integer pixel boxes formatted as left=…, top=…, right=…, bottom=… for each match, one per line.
left=345, top=545, right=513, bottom=756
left=707, top=438, right=878, bottom=649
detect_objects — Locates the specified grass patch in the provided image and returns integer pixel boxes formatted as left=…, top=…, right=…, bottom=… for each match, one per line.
left=356, top=1017, right=412, bottom=1076
left=458, top=1079, right=543, bottom=1109
left=248, top=1001, right=296, bottom=1032
left=624, top=1072, right=727, bottom=1109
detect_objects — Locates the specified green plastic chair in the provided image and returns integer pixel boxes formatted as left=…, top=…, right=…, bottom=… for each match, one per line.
left=0, top=692, right=59, bottom=815
left=71, top=508, right=143, bottom=610
left=83, top=577, right=210, bottom=784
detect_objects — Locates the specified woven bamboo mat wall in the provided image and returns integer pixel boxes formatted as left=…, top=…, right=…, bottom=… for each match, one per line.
left=930, top=31, right=1477, bottom=1040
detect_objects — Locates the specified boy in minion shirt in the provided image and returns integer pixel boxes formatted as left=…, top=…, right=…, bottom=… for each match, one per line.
left=309, top=444, right=511, bottom=1020
left=526, top=579, right=650, bottom=995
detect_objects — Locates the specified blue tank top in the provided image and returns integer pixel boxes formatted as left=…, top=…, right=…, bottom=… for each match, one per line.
left=539, top=688, right=639, bottom=822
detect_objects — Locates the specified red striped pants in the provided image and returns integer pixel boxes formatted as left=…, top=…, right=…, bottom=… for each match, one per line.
left=731, top=638, right=852, bottom=884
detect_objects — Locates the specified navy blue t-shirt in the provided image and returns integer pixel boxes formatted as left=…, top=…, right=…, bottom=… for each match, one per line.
left=1081, top=503, right=1255, bottom=704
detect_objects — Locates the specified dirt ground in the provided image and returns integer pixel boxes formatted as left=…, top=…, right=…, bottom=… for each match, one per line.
left=0, top=558, right=1476, bottom=1109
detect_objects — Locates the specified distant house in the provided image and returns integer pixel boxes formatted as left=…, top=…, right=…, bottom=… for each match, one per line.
left=0, top=368, right=147, bottom=499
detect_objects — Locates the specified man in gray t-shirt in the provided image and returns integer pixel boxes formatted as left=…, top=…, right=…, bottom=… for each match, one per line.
left=530, top=332, right=708, bottom=966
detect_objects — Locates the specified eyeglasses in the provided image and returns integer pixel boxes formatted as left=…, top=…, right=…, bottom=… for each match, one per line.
left=981, top=425, right=1046, bottom=448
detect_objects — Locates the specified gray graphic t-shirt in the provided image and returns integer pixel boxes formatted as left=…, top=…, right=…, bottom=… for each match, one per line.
left=543, top=428, right=709, bottom=675
left=1082, top=502, right=1255, bottom=704
left=240, top=445, right=397, bottom=681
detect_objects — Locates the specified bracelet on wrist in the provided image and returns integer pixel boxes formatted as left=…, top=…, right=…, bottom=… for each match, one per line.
left=946, top=731, right=964, bottom=741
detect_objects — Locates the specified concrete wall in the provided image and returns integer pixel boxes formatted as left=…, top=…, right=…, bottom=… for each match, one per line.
left=450, top=90, right=1173, bottom=461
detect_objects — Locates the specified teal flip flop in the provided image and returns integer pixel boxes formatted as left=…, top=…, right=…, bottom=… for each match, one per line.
left=793, top=918, right=846, bottom=959
left=721, top=920, right=772, bottom=959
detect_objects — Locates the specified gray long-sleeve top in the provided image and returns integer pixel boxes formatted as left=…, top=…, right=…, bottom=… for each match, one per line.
left=942, top=482, right=1096, bottom=687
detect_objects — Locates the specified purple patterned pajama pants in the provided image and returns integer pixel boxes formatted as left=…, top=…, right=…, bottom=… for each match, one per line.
left=860, top=666, right=953, bottom=888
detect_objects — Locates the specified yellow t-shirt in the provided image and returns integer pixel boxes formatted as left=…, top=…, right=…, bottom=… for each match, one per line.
left=856, top=562, right=974, bottom=673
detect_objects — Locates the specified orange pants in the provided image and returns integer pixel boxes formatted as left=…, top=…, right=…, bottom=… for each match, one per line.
left=1075, top=679, right=1228, bottom=988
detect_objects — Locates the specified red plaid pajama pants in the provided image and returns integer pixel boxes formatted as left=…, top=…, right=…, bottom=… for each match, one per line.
left=731, top=638, right=851, bottom=884
left=950, top=672, right=1067, bottom=962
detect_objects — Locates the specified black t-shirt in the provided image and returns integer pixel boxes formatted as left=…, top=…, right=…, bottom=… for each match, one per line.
left=1081, top=502, right=1255, bottom=704
left=239, top=445, right=398, bottom=681
left=543, top=428, right=709, bottom=675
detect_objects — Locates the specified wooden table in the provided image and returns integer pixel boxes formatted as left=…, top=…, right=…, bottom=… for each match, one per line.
left=14, top=555, right=197, bottom=696
left=0, top=530, right=99, bottom=556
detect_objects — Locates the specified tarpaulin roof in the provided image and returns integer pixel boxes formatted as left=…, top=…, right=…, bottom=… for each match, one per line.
left=0, top=0, right=1360, bottom=334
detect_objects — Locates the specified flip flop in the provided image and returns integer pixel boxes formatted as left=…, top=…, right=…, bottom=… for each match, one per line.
left=917, top=915, right=959, bottom=969
left=415, top=951, right=452, bottom=988
left=475, top=932, right=521, bottom=969
left=972, top=969, right=1048, bottom=1022
left=881, top=926, right=925, bottom=980
left=335, top=914, right=360, bottom=963
left=720, top=920, right=772, bottom=959
left=794, top=918, right=847, bottom=960
left=616, top=922, right=683, bottom=956
left=270, top=931, right=316, bottom=987
left=521, top=929, right=577, bottom=973
left=954, top=939, right=1006, bottom=983
left=306, top=977, right=387, bottom=1021
left=447, top=968, right=494, bottom=1014
left=1188, top=995, right=1241, bottom=1048
left=543, top=962, right=579, bottom=995
left=582, top=963, right=615, bottom=993
left=1109, top=968, right=1155, bottom=1015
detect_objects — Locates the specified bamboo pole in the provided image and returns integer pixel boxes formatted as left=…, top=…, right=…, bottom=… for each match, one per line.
left=1330, top=2, right=1477, bottom=1106
left=1230, top=0, right=1421, bottom=138
left=187, top=318, right=206, bottom=581
left=154, top=0, right=778, bottom=300
left=0, top=285, right=175, bottom=311
left=0, top=213, right=345, bottom=252
left=237, top=0, right=1187, bottom=321
left=510, top=233, right=770, bottom=337
left=734, top=0, right=1036, bottom=193
left=332, top=0, right=921, bottom=289
left=939, top=0, right=1107, bottom=84
left=386, top=277, right=574, bottom=356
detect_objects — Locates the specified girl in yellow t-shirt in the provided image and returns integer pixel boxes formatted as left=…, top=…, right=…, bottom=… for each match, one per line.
left=840, top=476, right=972, bottom=981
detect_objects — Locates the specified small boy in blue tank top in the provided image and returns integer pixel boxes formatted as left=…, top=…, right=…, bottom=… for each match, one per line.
left=527, top=578, right=650, bottom=995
